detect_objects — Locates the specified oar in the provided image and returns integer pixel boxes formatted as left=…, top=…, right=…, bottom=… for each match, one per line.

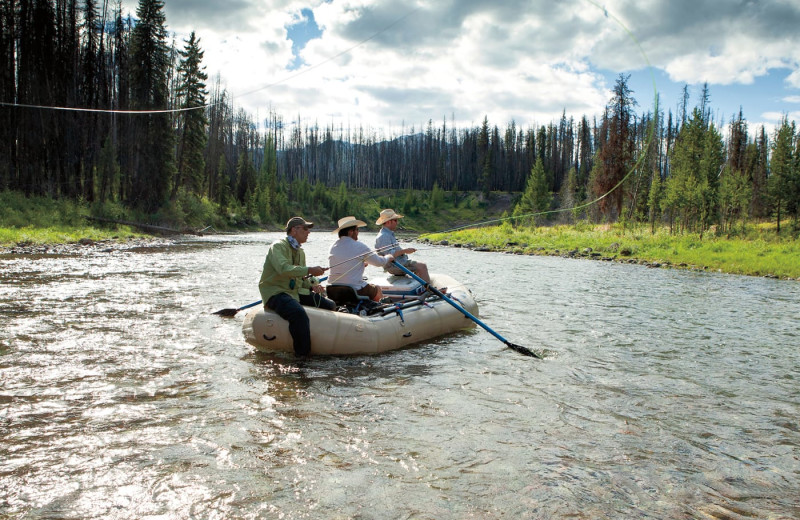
left=392, top=263, right=541, bottom=358
left=213, top=276, right=328, bottom=317
left=212, top=299, right=262, bottom=317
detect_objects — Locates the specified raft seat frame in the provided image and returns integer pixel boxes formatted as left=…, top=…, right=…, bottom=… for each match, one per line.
left=326, top=284, right=373, bottom=314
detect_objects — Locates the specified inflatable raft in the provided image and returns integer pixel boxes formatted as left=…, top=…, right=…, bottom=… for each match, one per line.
left=242, top=273, right=478, bottom=355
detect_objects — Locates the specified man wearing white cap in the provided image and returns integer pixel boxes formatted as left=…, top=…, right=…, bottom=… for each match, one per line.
left=375, top=209, right=430, bottom=283
left=328, top=216, right=394, bottom=302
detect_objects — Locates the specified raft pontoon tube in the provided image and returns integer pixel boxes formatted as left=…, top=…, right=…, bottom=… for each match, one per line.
left=242, top=273, right=477, bottom=355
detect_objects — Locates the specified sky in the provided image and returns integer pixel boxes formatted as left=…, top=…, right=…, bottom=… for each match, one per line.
left=122, top=0, right=800, bottom=137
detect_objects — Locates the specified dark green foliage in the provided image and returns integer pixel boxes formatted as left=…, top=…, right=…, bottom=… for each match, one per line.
left=429, top=182, right=445, bottom=210
left=769, top=118, right=799, bottom=232
left=663, top=107, right=725, bottom=234
left=513, top=157, right=551, bottom=225
left=1, top=190, right=85, bottom=227
left=174, top=31, right=208, bottom=196
left=0, top=1, right=797, bottom=237
left=718, top=165, right=751, bottom=234
left=127, top=0, right=174, bottom=211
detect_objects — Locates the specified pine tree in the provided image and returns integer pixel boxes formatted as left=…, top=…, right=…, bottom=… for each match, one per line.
left=769, top=117, right=797, bottom=233
left=559, top=167, right=578, bottom=223
left=477, top=116, right=491, bottom=196
left=647, top=170, right=663, bottom=233
left=749, top=126, right=769, bottom=219
left=664, top=108, right=705, bottom=233
left=127, top=0, right=173, bottom=210
left=664, top=106, right=724, bottom=234
left=718, top=165, right=751, bottom=233
left=79, top=0, right=101, bottom=202
left=235, top=150, right=256, bottom=204
left=592, top=74, right=636, bottom=220
left=16, top=0, right=60, bottom=196
left=698, top=121, right=725, bottom=234
left=0, top=0, right=17, bottom=188
left=174, top=31, right=208, bottom=197
left=513, top=157, right=551, bottom=226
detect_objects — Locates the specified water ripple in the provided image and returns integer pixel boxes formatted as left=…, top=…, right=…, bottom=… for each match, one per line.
left=1, top=234, right=799, bottom=518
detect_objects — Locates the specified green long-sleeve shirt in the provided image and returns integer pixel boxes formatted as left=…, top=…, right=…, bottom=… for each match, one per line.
left=258, top=238, right=313, bottom=304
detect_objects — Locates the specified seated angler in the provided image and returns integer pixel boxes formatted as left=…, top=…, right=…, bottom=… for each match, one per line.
left=328, top=216, right=394, bottom=302
left=258, top=216, right=335, bottom=357
left=375, top=208, right=430, bottom=283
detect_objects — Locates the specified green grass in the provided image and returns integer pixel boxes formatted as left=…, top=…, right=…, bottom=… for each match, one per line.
left=425, top=222, right=800, bottom=280
left=0, top=225, right=141, bottom=246
left=4, top=188, right=799, bottom=280
left=0, top=191, right=143, bottom=246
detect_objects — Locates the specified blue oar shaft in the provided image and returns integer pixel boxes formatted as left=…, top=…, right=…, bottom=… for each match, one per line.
left=392, top=263, right=540, bottom=358
left=391, top=263, right=508, bottom=342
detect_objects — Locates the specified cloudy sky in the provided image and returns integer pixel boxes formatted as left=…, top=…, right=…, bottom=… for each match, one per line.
left=124, top=0, right=800, bottom=135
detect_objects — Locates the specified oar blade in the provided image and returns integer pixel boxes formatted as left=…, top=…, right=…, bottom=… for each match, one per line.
left=212, top=308, right=239, bottom=317
left=506, top=341, right=542, bottom=359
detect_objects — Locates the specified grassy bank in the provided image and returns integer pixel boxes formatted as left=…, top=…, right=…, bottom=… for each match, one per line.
left=0, top=191, right=146, bottom=246
left=4, top=189, right=799, bottom=281
left=424, top=222, right=800, bottom=280
left=0, top=188, right=507, bottom=246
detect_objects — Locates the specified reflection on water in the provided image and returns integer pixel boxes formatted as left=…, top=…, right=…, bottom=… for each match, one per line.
left=2, top=233, right=799, bottom=519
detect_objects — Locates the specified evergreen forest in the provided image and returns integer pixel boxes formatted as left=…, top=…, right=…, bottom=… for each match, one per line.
left=2, top=0, right=799, bottom=234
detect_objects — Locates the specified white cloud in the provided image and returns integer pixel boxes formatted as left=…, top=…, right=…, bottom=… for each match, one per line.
left=787, top=70, right=800, bottom=89
left=761, top=110, right=800, bottom=124
left=594, top=0, right=800, bottom=86
left=117, top=0, right=800, bottom=129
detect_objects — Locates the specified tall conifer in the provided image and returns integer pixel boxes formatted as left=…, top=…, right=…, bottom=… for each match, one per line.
left=174, top=31, right=208, bottom=196
left=127, top=0, right=173, bottom=210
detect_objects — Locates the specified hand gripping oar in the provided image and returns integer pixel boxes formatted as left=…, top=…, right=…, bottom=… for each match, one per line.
left=392, top=263, right=541, bottom=358
left=213, top=276, right=328, bottom=317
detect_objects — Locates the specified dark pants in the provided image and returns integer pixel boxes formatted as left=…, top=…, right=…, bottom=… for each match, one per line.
left=266, top=292, right=335, bottom=356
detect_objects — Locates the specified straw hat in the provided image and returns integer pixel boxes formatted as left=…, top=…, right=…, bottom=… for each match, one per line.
left=332, top=216, right=367, bottom=234
left=376, top=208, right=404, bottom=225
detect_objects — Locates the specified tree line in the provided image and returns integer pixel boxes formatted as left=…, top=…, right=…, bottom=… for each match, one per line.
left=1, top=0, right=799, bottom=232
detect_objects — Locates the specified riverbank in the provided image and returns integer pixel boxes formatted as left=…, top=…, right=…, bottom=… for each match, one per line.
left=4, top=189, right=799, bottom=281
left=422, top=223, right=800, bottom=281
left=0, top=236, right=178, bottom=256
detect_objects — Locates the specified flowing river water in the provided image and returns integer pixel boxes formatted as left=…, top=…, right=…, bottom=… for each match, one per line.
left=1, top=231, right=799, bottom=519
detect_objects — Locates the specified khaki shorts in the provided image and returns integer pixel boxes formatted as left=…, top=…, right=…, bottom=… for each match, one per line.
left=356, top=284, right=380, bottom=301
left=386, top=259, right=418, bottom=276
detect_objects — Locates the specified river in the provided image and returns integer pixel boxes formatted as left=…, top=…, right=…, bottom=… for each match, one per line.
left=1, top=231, right=799, bottom=519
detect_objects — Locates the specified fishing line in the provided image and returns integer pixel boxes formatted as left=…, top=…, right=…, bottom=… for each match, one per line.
left=326, top=243, right=397, bottom=284
left=422, top=0, right=660, bottom=238
left=0, top=6, right=420, bottom=115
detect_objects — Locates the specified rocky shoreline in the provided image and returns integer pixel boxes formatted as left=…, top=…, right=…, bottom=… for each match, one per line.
left=0, top=237, right=178, bottom=257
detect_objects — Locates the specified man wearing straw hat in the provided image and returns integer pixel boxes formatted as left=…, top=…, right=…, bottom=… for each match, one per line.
left=258, top=216, right=335, bottom=356
left=328, top=216, right=394, bottom=302
left=375, top=209, right=430, bottom=283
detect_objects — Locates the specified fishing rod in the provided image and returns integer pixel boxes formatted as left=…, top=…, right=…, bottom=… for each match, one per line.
left=212, top=242, right=401, bottom=317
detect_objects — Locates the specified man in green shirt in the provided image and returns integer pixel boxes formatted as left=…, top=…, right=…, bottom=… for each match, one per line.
left=259, top=216, right=334, bottom=356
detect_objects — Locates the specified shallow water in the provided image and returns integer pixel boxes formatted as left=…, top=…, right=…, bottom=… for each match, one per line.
left=1, top=232, right=799, bottom=519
